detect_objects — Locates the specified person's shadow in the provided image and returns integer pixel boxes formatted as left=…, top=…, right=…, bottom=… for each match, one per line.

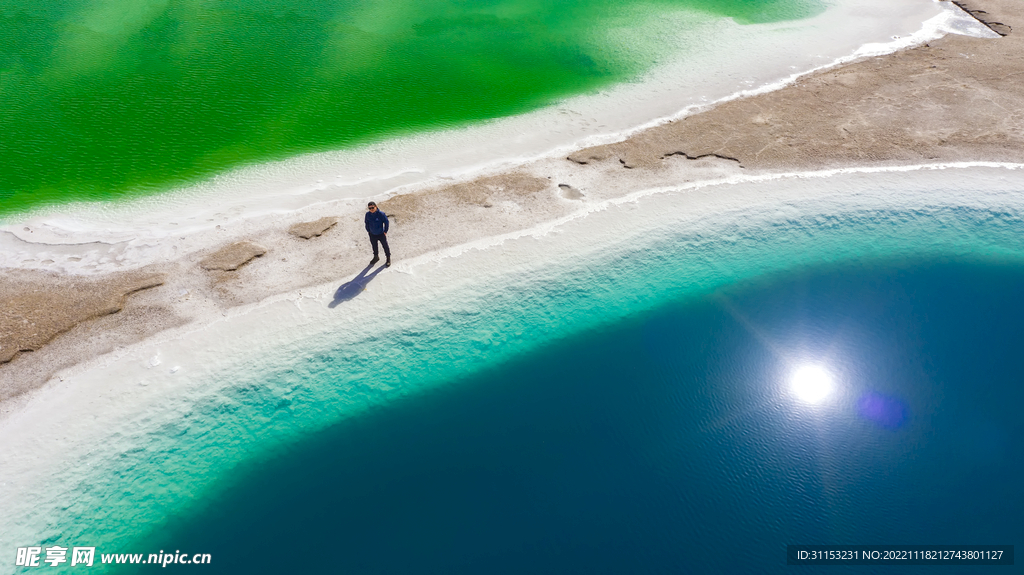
left=328, top=263, right=386, bottom=308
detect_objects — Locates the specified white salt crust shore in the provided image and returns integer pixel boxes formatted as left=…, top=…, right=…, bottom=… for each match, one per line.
left=2, top=165, right=1024, bottom=559
left=0, top=0, right=1017, bottom=561
left=0, top=0, right=982, bottom=271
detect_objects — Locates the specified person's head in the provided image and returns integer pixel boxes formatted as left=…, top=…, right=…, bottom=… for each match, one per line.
left=367, top=201, right=377, bottom=212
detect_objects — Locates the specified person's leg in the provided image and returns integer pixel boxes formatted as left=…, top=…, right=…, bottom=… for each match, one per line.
left=380, top=235, right=391, bottom=259
left=369, top=234, right=380, bottom=261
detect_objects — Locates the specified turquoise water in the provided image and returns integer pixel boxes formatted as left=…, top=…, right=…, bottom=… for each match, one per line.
left=11, top=172, right=1023, bottom=572
left=130, top=256, right=1024, bottom=573
left=0, top=0, right=822, bottom=217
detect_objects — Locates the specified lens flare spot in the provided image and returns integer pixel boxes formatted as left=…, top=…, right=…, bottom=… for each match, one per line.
left=857, top=392, right=907, bottom=428
left=790, top=365, right=833, bottom=403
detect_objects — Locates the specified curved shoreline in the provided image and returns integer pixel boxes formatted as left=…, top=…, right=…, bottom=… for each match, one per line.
left=2, top=0, right=1021, bottom=408
left=0, top=0, right=953, bottom=239
left=2, top=165, right=1023, bottom=559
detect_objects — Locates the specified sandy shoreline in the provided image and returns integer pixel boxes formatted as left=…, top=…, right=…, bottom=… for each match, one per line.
left=1, top=0, right=1021, bottom=411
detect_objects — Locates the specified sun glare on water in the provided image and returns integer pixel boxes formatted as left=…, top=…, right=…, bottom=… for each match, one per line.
left=790, top=365, right=834, bottom=404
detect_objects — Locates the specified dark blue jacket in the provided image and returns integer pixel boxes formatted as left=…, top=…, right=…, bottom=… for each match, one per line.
left=365, top=210, right=389, bottom=235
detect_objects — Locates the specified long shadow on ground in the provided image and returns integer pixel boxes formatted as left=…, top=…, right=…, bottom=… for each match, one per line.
left=328, top=264, right=386, bottom=308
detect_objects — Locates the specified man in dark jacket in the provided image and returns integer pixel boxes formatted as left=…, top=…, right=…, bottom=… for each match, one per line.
left=364, top=201, right=391, bottom=267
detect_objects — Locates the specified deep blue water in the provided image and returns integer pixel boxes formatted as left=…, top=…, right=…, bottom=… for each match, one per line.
left=136, top=257, right=1023, bottom=573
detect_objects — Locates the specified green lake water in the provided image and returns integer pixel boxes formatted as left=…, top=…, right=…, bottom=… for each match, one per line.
left=0, top=0, right=821, bottom=217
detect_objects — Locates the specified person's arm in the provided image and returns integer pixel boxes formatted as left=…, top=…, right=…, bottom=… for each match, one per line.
left=364, top=212, right=371, bottom=233
left=383, top=212, right=389, bottom=234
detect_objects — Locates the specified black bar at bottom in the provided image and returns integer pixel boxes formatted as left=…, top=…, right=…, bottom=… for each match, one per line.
left=787, top=545, right=1014, bottom=565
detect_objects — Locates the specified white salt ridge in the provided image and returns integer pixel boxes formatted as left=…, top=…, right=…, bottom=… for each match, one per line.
left=408, top=161, right=1024, bottom=267
left=0, top=0, right=987, bottom=273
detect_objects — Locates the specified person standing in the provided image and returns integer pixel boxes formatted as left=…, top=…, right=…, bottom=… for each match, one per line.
left=364, top=201, right=391, bottom=267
